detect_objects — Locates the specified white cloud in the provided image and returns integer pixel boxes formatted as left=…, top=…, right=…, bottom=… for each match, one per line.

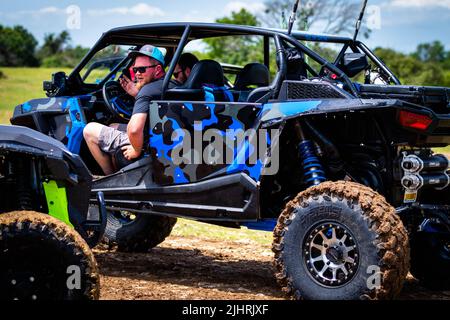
left=224, top=1, right=266, bottom=15
left=39, top=7, right=61, bottom=14
left=88, top=3, right=165, bottom=17
left=386, top=0, right=450, bottom=9
left=16, top=6, right=65, bottom=16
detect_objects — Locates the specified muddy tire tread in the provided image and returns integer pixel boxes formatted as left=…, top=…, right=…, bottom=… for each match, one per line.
left=272, top=181, right=410, bottom=300
left=0, top=211, right=100, bottom=299
left=108, top=215, right=177, bottom=253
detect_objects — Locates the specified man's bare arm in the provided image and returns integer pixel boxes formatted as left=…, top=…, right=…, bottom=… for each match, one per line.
left=124, top=113, right=147, bottom=159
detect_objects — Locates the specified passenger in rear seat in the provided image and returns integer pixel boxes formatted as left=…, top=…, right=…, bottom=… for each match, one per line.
left=173, top=53, right=199, bottom=85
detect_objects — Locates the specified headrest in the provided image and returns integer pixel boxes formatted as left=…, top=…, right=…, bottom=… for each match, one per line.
left=234, top=63, right=270, bottom=90
left=182, top=60, right=224, bottom=89
left=285, top=47, right=307, bottom=80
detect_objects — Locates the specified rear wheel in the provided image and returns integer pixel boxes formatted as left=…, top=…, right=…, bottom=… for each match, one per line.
left=104, top=211, right=177, bottom=252
left=0, top=211, right=100, bottom=300
left=272, top=181, right=410, bottom=300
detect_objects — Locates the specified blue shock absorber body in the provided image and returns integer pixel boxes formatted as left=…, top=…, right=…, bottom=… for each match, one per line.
left=299, top=140, right=326, bottom=187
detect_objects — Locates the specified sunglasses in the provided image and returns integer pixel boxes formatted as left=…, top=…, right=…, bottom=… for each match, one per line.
left=132, top=64, right=159, bottom=74
left=173, top=70, right=184, bottom=79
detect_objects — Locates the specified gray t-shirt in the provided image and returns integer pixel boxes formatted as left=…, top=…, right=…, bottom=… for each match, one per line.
left=132, top=78, right=177, bottom=115
left=130, top=78, right=177, bottom=150
left=132, top=78, right=164, bottom=115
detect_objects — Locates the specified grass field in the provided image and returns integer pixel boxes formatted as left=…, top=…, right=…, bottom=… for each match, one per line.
left=172, top=218, right=273, bottom=245
left=0, top=67, right=72, bottom=124
left=436, top=146, right=450, bottom=155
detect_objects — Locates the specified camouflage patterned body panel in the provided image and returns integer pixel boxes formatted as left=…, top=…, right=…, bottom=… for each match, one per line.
left=18, top=96, right=92, bottom=114
left=149, top=101, right=264, bottom=185
left=148, top=98, right=396, bottom=186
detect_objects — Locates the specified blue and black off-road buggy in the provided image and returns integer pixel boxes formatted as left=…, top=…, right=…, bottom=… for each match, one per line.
left=1, top=19, right=449, bottom=300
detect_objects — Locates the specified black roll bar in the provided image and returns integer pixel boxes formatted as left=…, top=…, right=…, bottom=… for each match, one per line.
left=162, top=25, right=192, bottom=98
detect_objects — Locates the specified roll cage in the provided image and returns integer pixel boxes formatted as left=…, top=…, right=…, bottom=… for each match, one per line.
left=289, top=30, right=400, bottom=85
left=65, top=22, right=400, bottom=100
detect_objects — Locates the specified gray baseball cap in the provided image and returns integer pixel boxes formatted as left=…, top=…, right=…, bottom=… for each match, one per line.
left=128, top=45, right=165, bottom=65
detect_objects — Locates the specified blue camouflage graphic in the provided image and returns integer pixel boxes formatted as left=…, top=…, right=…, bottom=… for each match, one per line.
left=147, top=99, right=351, bottom=185
left=15, top=96, right=90, bottom=154
left=149, top=101, right=263, bottom=185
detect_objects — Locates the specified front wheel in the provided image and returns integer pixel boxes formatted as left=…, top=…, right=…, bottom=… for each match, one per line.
left=104, top=211, right=177, bottom=252
left=272, top=181, right=410, bottom=300
left=0, top=211, right=100, bottom=300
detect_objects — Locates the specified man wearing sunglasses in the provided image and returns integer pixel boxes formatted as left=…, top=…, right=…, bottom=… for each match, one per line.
left=173, top=52, right=198, bottom=85
left=84, top=45, right=172, bottom=175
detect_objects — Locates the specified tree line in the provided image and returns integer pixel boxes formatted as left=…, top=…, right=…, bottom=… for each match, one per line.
left=0, top=25, right=88, bottom=68
left=1, top=2, right=449, bottom=87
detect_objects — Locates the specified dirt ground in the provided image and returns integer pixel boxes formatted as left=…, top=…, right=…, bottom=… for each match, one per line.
left=95, top=235, right=450, bottom=300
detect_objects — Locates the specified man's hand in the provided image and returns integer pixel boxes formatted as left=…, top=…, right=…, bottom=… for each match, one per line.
left=119, top=75, right=139, bottom=98
left=121, top=145, right=141, bottom=160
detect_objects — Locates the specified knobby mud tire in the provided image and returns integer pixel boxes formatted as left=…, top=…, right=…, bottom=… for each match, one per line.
left=0, top=211, right=100, bottom=300
left=272, top=181, right=410, bottom=300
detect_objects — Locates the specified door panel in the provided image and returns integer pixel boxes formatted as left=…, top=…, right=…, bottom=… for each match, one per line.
left=149, top=101, right=263, bottom=185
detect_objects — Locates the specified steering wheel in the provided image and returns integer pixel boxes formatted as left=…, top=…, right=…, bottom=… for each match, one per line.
left=102, top=80, right=134, bottom=120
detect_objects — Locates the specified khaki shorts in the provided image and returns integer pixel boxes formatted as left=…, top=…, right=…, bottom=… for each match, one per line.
left=98, top=124, right=130, bottom=154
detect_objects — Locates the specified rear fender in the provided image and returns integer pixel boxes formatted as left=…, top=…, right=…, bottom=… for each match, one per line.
left=258, top=98, right=396, bottom=125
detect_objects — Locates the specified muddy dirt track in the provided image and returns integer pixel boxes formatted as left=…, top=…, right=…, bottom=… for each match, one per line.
left=95, top=235, right=450, bottom=300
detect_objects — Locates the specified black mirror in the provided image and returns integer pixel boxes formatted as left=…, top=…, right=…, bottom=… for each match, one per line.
left=338, top=53, right=369, bottom=78
left=43, top=71, right=67, bottom=97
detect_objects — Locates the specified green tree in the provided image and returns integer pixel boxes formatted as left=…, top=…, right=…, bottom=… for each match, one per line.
left=37, top=31, right=71, bottom=60
left=373, top=46, right=448, bottom=86
left=204, top=9, right=264, bottom=66
left=37, top=31, right=90, bottom=68
left=444, top=51, right=450, bottom=70
left=0, top=25, right=39, bottom=66
left=412, top=41, right=450, bottom=86
left=413, top=41, right=446, bottom=63
left=444, top=70, right=450, bottom=87
left=41, top=45, right=89, bottom=68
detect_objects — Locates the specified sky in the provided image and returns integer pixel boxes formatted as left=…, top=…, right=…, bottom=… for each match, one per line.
left=0, top=0, right=449, bottom=53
